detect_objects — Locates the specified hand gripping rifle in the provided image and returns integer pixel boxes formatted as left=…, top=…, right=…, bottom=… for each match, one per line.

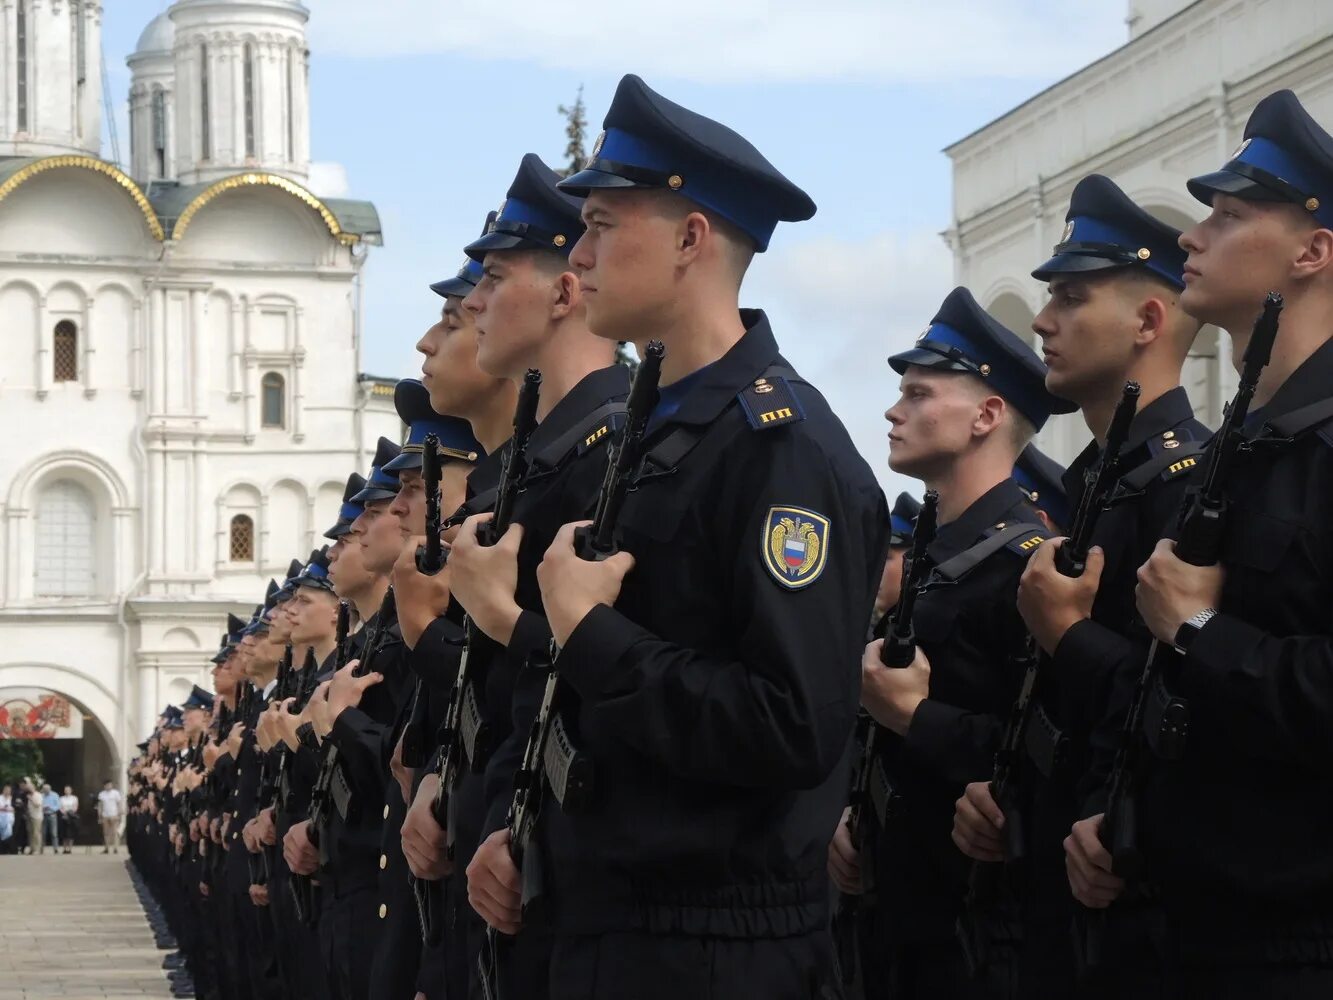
left=1099, top=294, right=1281, bottom=884
left=416, top=433, right=446, bottom=575
left=832, top=490, right=938, bottom=986
left=414, top=369, right=542, bottom=944
left=477, top=343, right=664, bottom=998
left=958, top=381, right=1140, bottom=976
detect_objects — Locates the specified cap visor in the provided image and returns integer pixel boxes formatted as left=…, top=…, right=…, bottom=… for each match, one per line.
left=349, top=485, right=399, bottom=504
left=382, top=452, right=424, bottom=473
left=887, top=347, right=974, bottom=376
left=295, top=577, right=336, bottom=593
left=430, top=277, right=476, bottom=299
left=1186, top=169, right=1287, bottom=207
left=557, top=167, right=645, bottom=198
left=463, top=231, right=533, bottom=262
left=323, top=522, right=353, bottom=540
left=1031, top=253, right=1127, bottom=282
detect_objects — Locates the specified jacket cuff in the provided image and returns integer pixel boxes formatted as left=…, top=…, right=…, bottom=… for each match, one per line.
left=902, top=698, right=965, bottom=774
left=1179, top=612, right=1263, bottom=694
left=505, top=610, right=553, bottom=675
left=558, top=604, right=641, bottom=701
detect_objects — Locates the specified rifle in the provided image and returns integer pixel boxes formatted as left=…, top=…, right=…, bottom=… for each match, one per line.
left=832, top=490, right=938, bottom=987
left=1099, top=293, right=1281, bottom=882
left=477, top=343, right=664, bottom=996
left=416, top=433, right=445, bottom=575
left=415, top=369, right=542, bottom=944
left=957, top=382, right=1140, bottom=976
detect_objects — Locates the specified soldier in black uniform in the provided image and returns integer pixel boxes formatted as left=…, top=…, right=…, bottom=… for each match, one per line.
left=850, top=286, right=1071, bottom=1000
left=1070, top=89, right=1333, bottom=997
left=950, top=175, right=1211, bottom=998
left=1013, top=444, right=1070, bottom=533
left=463, top=74, right=888, bottom=1000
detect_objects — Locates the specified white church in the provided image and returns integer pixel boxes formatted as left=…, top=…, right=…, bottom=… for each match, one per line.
left=948, top=0, right=1333, bottom=464
left=0, top=0, right=398, bottom=790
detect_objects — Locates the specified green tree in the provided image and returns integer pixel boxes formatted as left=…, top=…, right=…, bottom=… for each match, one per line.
left=557, top=86, right=588, bottom=178
left=0, top=740, right=45, bottom=788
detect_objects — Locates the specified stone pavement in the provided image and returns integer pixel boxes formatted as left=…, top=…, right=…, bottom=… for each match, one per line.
left=0, top=852, right=172, bottom=999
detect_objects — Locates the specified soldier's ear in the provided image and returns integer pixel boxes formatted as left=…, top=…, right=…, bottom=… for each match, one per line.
left=1294, top=225, right=1333, bottom=280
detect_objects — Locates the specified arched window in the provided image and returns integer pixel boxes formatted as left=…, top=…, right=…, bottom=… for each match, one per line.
left=243, top=43, right=256, bottom=158
left=261, top=373, right=285, bottom=428
left=53, top=321, right=78, bottom=382
left=229, top=514, right=255, bottom=561
left=16, top=0, right=29, bottom=132
left=200, top=44, right=211, bottom=160
left=152, top=88, right=167, bottom=177
left=34, top=481, right=96, bottom=598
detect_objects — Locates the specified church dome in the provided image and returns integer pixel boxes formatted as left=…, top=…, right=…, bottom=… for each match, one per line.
left=135, top=13, right=175, bottom=55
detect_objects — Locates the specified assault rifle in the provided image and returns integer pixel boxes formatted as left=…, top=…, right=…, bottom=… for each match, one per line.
left=1100, top=294, right=1281, bottom=881
left=477, top=342, right=664, bottom=998
left=833, top=490, right=938, bottom=986
left=416, top=433, right=446, bottom=575
left=958, top=381, right=1140, bottom=975
left=414, top=369, right=542, bottom=944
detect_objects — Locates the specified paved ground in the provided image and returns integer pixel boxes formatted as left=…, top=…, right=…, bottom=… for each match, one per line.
left=0, top=852, right=172, bottom=999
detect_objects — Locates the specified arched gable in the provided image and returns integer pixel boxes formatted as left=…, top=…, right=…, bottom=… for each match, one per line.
left=8, top=450, right=132, bottom=511
left=0, top=156, right=165, bottom=242
left=172, top=172, right=358, bottom=246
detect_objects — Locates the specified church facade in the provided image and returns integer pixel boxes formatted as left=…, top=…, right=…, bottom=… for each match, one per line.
left=0, top=0, right=398, bottom=787
left=947, top=0, right=1333, bottom=464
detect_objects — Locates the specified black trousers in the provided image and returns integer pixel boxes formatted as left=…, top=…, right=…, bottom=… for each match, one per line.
left=547, top=929, right=843, bottom=1000
left=318, top=886, right=381, bottom=1000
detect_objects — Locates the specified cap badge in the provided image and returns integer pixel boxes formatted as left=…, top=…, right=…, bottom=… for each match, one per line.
left=1061, top=220, right=1075, bottom=243
left=917, top=327, right=931, bottom=345
left=491, top=202, right=505, bottom=229
left=1137, top=248, right=1151, bottom=260
left=588, top=130, right=606, bottom=166
left=1230, top=138, right=1252, bottom=162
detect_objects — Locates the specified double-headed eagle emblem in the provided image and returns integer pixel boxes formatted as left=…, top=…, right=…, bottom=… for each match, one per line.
left=763, top=506, right=830, bottom=589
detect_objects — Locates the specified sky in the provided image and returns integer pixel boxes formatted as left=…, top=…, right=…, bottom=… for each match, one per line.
left=102, top=1, right=1130, bottom=495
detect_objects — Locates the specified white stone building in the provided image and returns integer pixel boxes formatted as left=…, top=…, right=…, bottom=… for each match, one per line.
left=946, top=0, right=1333, bottom=464
left=0, top=0, right=399, bottom=791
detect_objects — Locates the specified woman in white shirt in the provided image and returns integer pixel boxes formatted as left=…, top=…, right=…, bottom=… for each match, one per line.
left=58, top=786, right=79, bottom=854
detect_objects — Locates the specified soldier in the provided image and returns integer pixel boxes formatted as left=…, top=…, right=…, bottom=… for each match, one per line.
left=950, top=175, right=1209, bottom=998
left=854, top=286, right=1071, bottom=999
left=1013, top=445, right=1070, bottom=533
left=465, top=74, right=888, bottom=998
left=1072, top=89, right=1333, bottom=996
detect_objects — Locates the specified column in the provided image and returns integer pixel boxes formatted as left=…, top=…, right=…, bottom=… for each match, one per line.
left=82, top=294, right=96, bottom=398
left=35, top=293, right=50, bottom=399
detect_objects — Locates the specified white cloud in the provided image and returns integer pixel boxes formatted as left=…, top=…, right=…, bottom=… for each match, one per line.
left=307, top=1, right=1126, bottom=84
left=744, top=228, right=954, bottom=495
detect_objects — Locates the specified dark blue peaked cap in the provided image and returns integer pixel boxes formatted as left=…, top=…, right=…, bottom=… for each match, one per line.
left=182, top=685, right=214, bottom=712
left=1014, top=444, right=1070, bottom=529
left=383, top=380, right=484, bottom=473
left=350, top=437, right=403, bottom=503
left=889, top=493, right=921, bottom=547
left=275, top=557, right=305, bottom=602
left=890, top=287, right=1076, bottom=431
left=294, top=546, right=335, bottom=593
left=1033, top=175, right=1187, bottom=288
left=559, top=74, right=815, bottom=252
left=324, top=473, right=367, bottom=540
left=466, top=155, right=585, bottom=261
left=432, top=212, right=497, bottom=298
left=1188, top=89, right=1333, bottom=229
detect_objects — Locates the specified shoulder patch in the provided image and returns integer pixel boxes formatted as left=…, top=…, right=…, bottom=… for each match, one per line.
left=577, top=411, right=625, bottom=456
left=762, top=506, right=829, bottom=589
left=738, top=376, right=806, bottom=431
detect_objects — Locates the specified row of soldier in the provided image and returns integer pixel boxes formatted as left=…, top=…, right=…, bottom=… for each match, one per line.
left=125, top=76, right=1333, bottom=1000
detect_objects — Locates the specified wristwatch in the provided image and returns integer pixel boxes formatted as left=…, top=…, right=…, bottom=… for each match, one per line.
left=1173, top=607, right=1219, bottom=654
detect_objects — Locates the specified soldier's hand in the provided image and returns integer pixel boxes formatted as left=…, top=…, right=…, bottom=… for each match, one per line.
left=467, top=828, right=522, bottom=935
left=537, top=521, right=636, bottom=648
left=276, top=698, right=302, bottom=751
left=402, top=773, right=451, bottom=880
left=450, top=514, right=524, bottom=645
left=390, top=732, right=412, bottom=807
left=199, top=881, right=209, bottom=898
left=953, top=781, right=1006, bottom=863
left=1065, top=814, right=1124, bottom=909
left=210, top=817, right=222, bottom=844
left=393, top=534, right=454, bottom=650
left=225, top=722, right=245, bottom=758
left=249, top=884, right=270, bottom=908
left=307, top=681, right=334, bottom=738
left=255, top=806, right=277, bottom=847
left=828, top=807, right=862, bottom=895
left=202, top=740, right=222, bottom=771
left=283, top=820, right=320, bottom=876
left=242, top=817, right=262, bottom=854
left=1018, top=539, right=1103, bottom=655
left=1135, top=538, right=1225, bottom=646
left=325, top=659, right=384, bottom=727
left=861, top=640, right=931, bottom=736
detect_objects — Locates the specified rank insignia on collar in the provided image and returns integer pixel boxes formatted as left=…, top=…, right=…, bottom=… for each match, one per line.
left=762, top=506, right=830, bottom=589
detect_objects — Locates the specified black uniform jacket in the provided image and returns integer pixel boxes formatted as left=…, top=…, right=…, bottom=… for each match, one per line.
left=528, top=311, right=888, bottom=938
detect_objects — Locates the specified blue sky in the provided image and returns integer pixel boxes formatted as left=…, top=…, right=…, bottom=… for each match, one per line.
left=103, top=1, right=1128, bottom=492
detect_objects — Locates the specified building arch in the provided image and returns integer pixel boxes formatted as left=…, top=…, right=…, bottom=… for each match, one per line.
left=8, top=450, right=131, bottom=511
left=0, top=156, right=165, bottom=241
left=171, top=172, right=356, bottom=245
left=0, top=664, right=123, bottom=766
